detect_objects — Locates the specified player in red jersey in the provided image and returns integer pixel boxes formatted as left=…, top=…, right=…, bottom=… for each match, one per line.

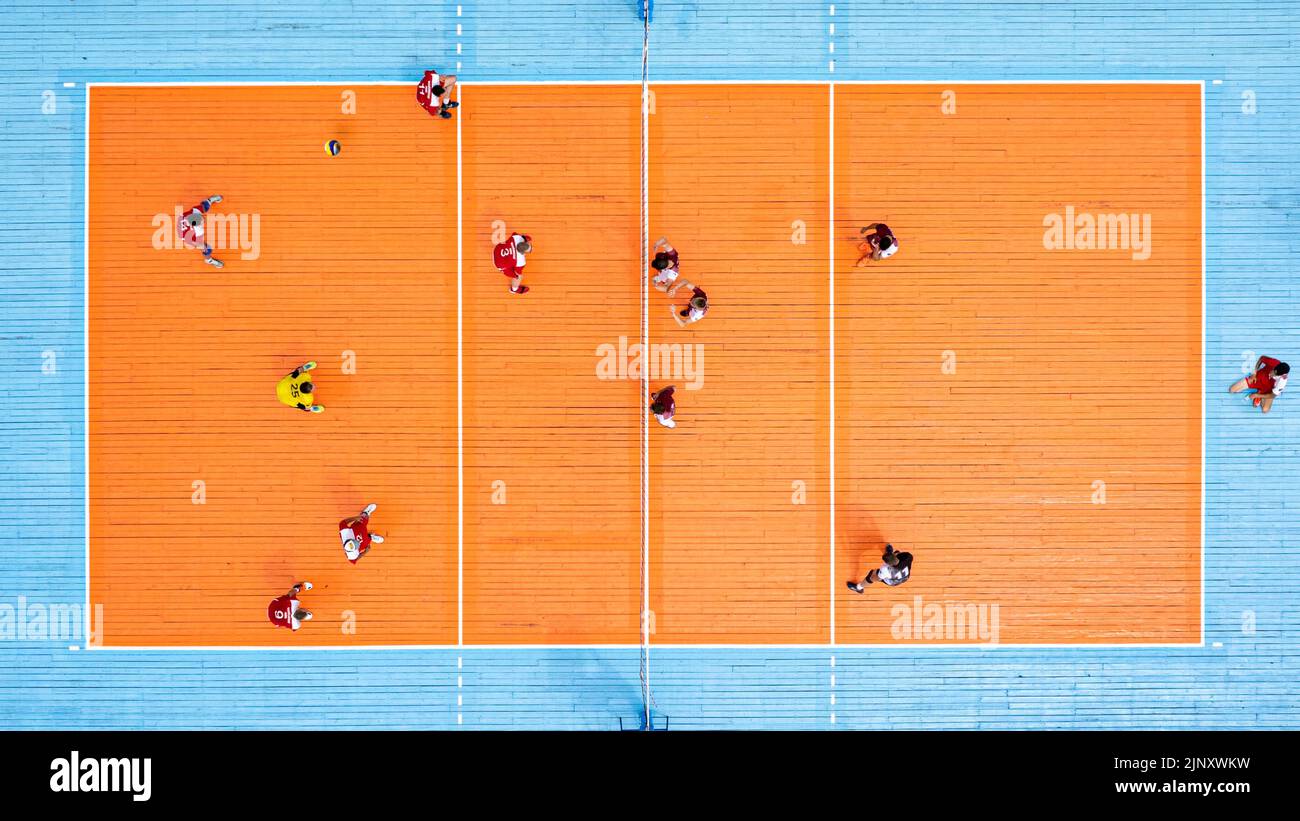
left=1229, top=355, right=1290, bottom=414
left=177, top=195, right=224, bottom=268
left=267, top=582, right=313, bottom=631
left=650, top=385, right=676, bottom=429
left=493, top=231, right=533, bottom=294
left=856, top=222, right=898, bottom=266
left=339, top=503, right=385, bottom=564
left=416, top=69, right=459, bottom=119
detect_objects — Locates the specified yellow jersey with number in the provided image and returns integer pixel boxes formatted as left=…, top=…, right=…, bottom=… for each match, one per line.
left=276, top=371, right=314, bottom=409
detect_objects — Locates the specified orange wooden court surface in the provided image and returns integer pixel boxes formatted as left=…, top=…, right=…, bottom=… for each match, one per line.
left=461, top=85, right=642, bottom=643
left=648, top=84, right=830, bottom=643
left=88, top=82, right=1201, bottom=646
left=833, top=84, right=1201, bottom=643
left=88, top=86, right=459, bottom=646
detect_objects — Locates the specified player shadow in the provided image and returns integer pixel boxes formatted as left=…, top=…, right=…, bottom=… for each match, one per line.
left=837, top=501, right=887, bottom=577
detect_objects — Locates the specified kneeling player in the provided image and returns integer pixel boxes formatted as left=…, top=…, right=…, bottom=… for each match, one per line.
left=177, top=195, right=224, bottom=268
left=671, top=285, right=708, bottom=327
left=276, top=361, right=323, bottom=413
left=651, top=237, right=680, bottom=291
left=268, top=582, right=314, bottom=630
left=417, top=69, right=459, bottom=119
left=650, top=385, right=676, bottom=429
left=494, top=231, right=533, bottom=295
left=1229, top=355, right=1290, bottom=414
left=856, top=222, right=899, bottom=266
left=339, top=503, right=386, bottom=564
left=846, top=544, right=913, bottom=592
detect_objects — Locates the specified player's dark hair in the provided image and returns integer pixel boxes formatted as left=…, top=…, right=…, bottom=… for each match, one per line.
left=651, top=402, right=665, bottom=415
left=879, top=236, right=894, bottom=251
left=300, top=381, right=314, bottom=394
left=1276, top=362, right=1291, bottom=376
left=652, top=254, right=670, bottom=270
left=432, top=85, right=446, bottom=96
left=895, top=552, right=913, bottom=571
left=690, top=295, right=707, bottom=310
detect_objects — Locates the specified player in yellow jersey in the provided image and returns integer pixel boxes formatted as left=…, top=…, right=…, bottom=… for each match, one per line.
left=276, top=361, right=323, bottom=413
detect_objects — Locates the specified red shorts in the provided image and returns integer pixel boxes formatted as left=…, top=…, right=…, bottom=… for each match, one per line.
left=493, top=241, right=524, bottom=279
left=1246, top=373, right=1275, bottom=393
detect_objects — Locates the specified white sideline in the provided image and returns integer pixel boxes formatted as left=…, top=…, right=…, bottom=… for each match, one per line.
left=80, top=79, right=1207, bottom=653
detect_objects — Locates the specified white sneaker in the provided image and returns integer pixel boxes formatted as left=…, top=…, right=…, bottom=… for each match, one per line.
left=208, top=195, right=222, bottom=204
left=204, top=257, right=224, bottom=268
left=302, top=581, right=313, bottom=591
left=362, top=503, right=377, bottom=516
left=301, top=361, right=317, bottom=371
left=370, top=534, right=385, bottom=544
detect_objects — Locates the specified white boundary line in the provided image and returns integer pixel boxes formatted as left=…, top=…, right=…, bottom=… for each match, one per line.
left=80, top=78, right=1207, bottom=653
left=88, top=641, right=1205, bottom=651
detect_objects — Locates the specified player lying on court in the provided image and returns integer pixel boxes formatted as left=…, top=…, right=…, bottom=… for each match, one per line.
left=339, top=503, right=385, bottom=564
left=267, top=581, right=313, bottom=630
left=650, top=385, right=676, bottom=429
left=494, top=230, right=533, bottom=294
left=177, top=195, right=224, bottom=268
left=1229, top=355, right=1289, bottom=414
left=856, top=222, right=899, bottom=266
left=846, top=543, right=913, bottom=592
left=276, top=361, right=323, bottom=413
left=417, top=69, right=459, bottom=119
left=651, top=237, right=680, bottom=291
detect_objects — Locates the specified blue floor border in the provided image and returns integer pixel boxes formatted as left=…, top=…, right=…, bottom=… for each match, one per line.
left=1, top=1, right=1297, bottom=729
